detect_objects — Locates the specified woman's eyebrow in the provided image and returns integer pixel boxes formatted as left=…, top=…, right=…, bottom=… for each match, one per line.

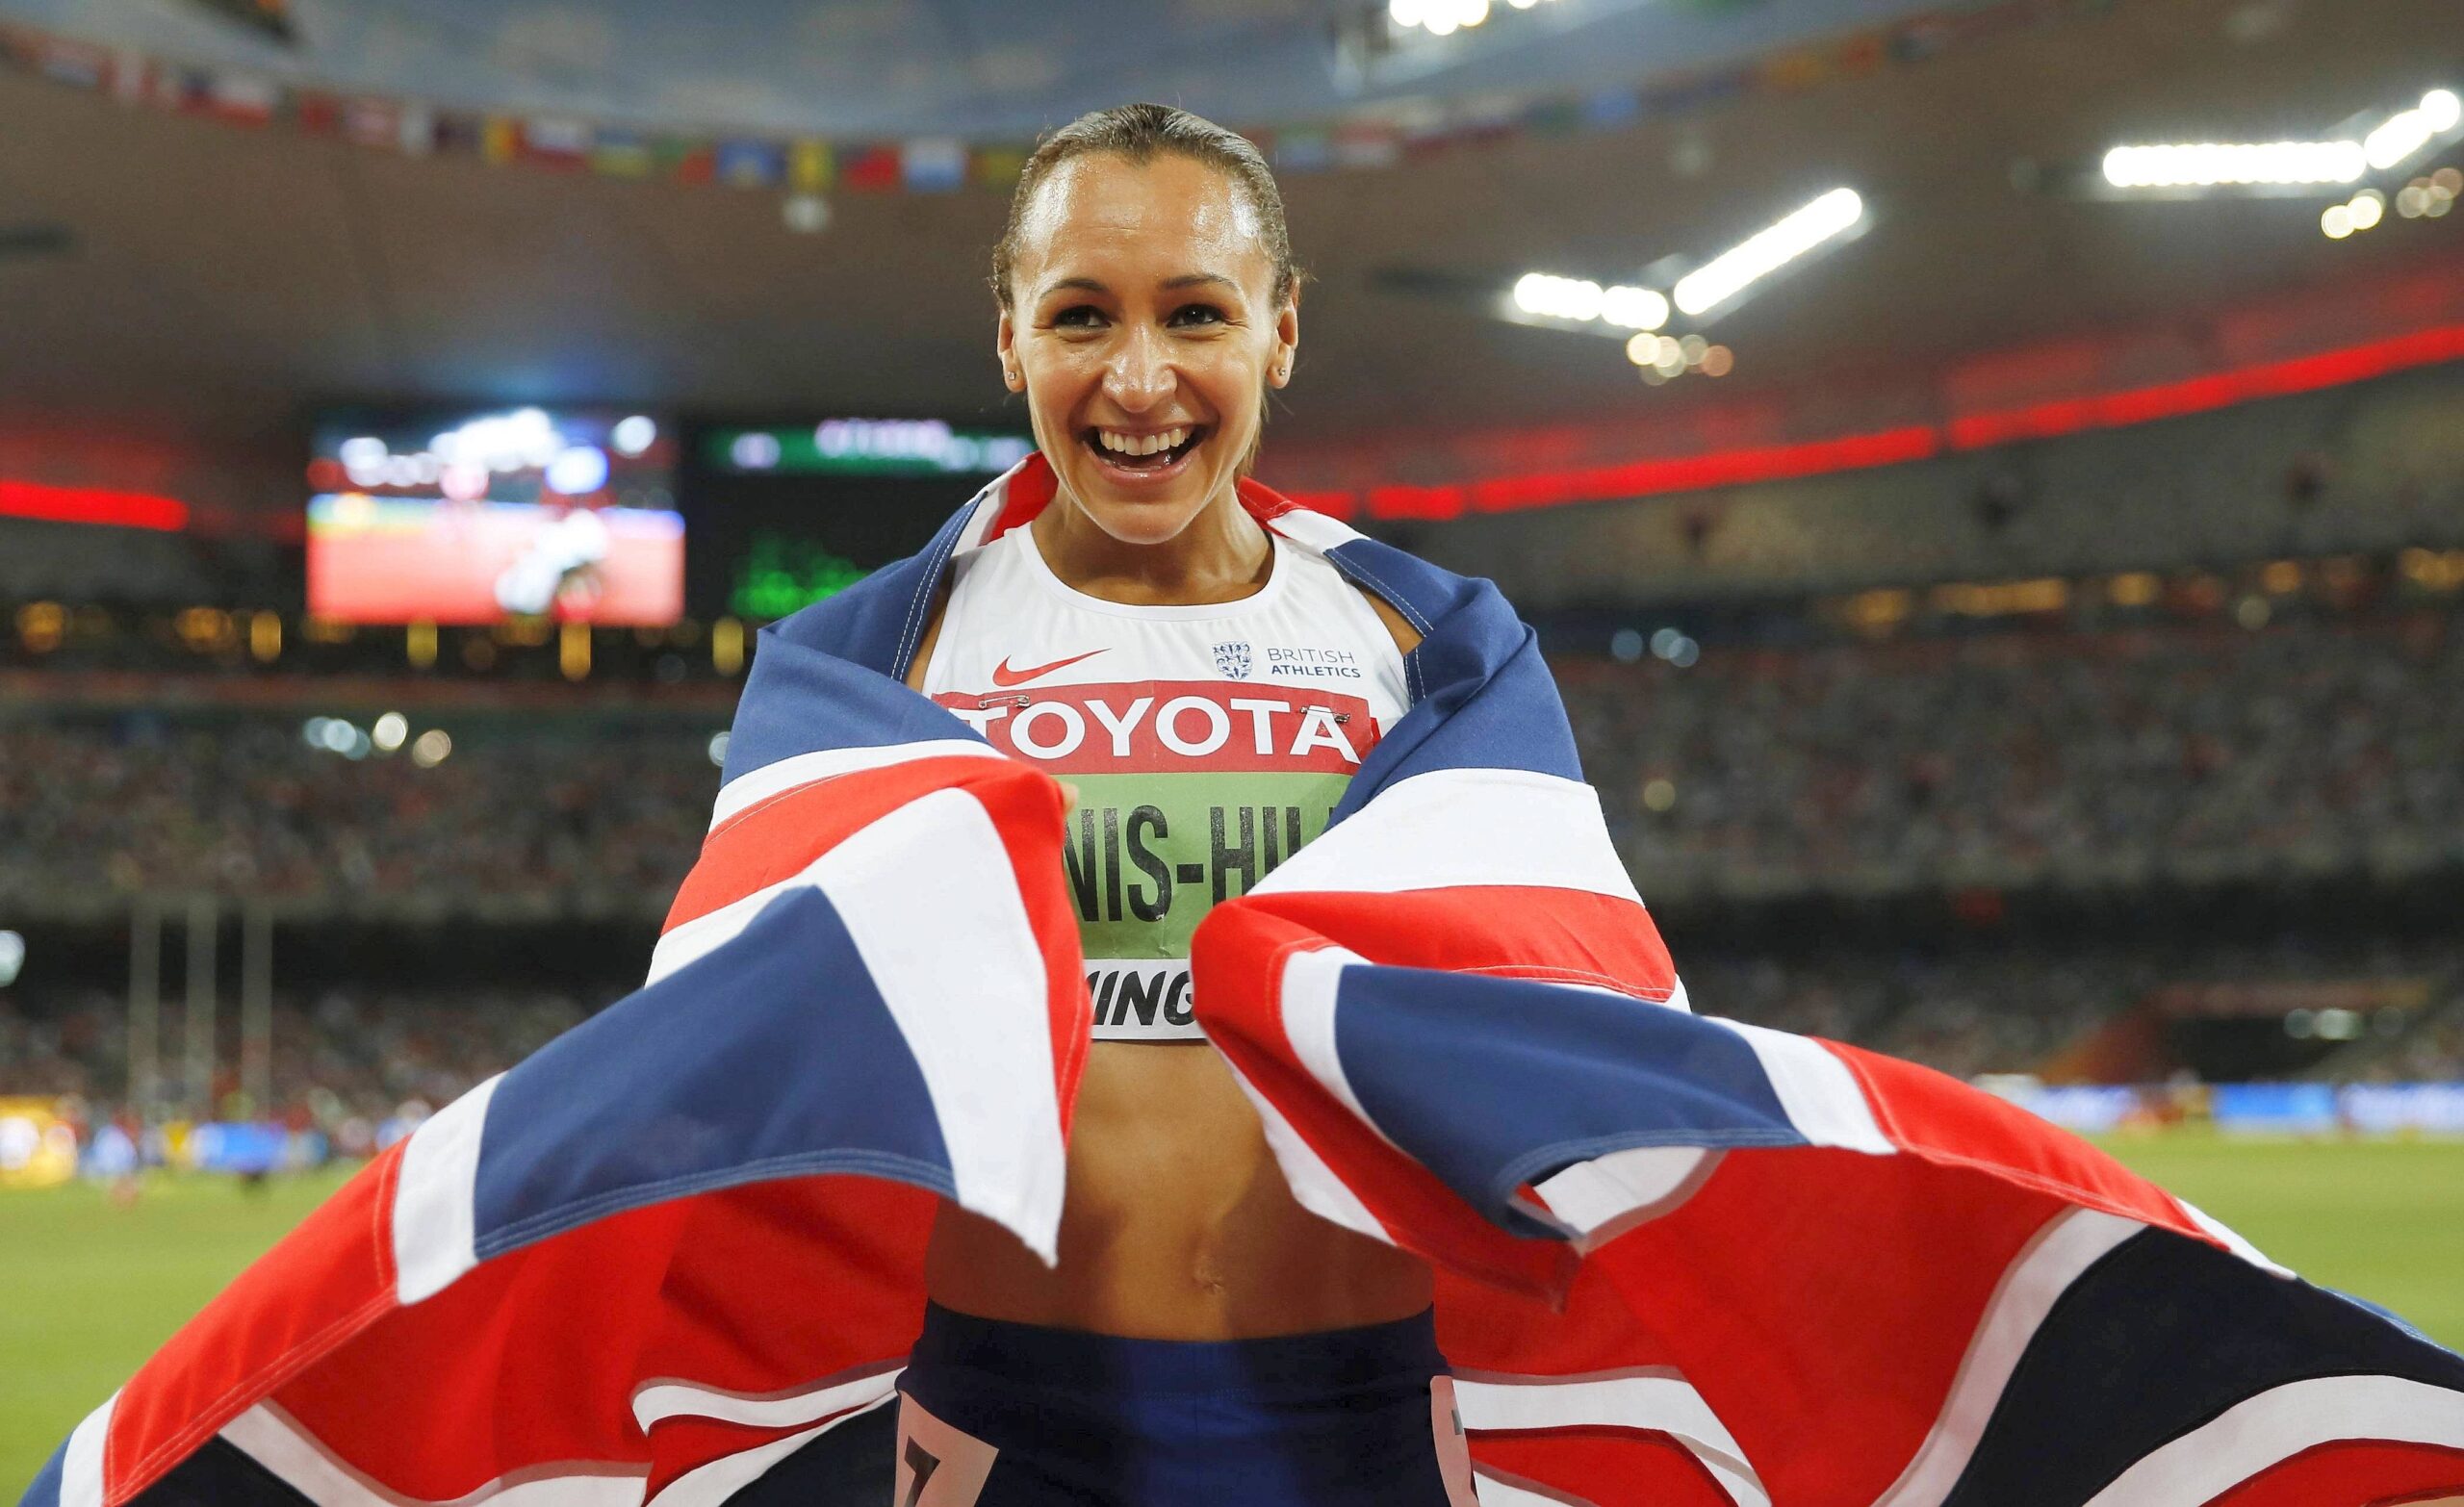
left=1036, top=271, right=1239, bottom=299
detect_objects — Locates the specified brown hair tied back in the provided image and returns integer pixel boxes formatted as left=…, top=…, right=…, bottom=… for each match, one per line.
left=990, top=102, right=1301, bottom=313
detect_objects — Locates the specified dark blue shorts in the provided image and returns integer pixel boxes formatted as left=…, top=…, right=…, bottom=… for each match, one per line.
left=891, top=1303, right=1471, bottom=1507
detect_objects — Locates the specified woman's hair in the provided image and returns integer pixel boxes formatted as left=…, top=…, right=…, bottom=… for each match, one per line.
left=990, top=103, right=1300, bottom=311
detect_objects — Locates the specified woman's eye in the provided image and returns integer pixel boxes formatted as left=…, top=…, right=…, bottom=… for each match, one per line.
left=1051, top=305, right=1106, bottom=329
left=1168, top=304, right=1225, bottom=327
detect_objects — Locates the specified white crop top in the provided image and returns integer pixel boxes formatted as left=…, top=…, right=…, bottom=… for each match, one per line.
left=922, top=519, right=1410, bottom=1041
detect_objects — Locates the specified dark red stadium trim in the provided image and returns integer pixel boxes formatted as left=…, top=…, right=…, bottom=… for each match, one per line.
left=1288, top=322, right=2464, bottom=523
left=1948, top=323, right=2464, bottom=449
left=0, top=479, right=191, bottom=530
left=1465, top=426, right=1941, bottom=516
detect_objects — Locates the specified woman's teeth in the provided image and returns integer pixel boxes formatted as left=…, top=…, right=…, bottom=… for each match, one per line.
left=1096, top=426, right=1190, bottom=457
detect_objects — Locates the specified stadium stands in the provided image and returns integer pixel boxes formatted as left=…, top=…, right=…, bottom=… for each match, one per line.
left=6, top=604, right=2454, bottom=916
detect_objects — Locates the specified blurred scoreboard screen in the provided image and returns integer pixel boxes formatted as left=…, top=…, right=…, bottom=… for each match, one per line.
left=689, top=418, right=1033, bottom=620
left=306, top=408, right=684, bottom=626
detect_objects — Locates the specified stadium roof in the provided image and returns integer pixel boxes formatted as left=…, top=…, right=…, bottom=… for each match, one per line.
left=0, top=0, right=2458, bottom=474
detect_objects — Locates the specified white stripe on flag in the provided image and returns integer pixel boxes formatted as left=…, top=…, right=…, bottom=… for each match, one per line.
left=2173, top=1195, right=2292, bottom=1277
left=1871, top=1209, right=2143, bottom=1507
left=1530, top=1145, right=1718, bottom=1242
left=706, top=740, right=1000, bottom=830
left=221, top=1402, right=648, bottom=1507
left=2083, top=1374, right=2464, bottom=1506
left=1453, top=1372, right=1767, bottom=1507
left=393, top=1073, right=505, bottom=1306
left=1277, top=946, right=1388, bottom=1141
left=1471, top=1469, right=1592, bottom=1507
left=1716, top=1020, right=1895, bottom=1155
left=1251, top=768, right=1642, bottom=904
left=1269, top=507, right=1365, bottom=554
left=641, top=1393, right=899, bottom=1507
left=632, top=1366, right=901, bottom=1431
left=817, top=788, right=1067, bottom=1264
left=59, top=1392, right=115, bottom=1507
left=1218, top=1056, right=1393, bottom=1247
left=952, top=463, right=1022, bottom=553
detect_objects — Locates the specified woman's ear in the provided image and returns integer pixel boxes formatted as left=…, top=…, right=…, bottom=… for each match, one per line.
left=995, top=310, right=1024, bottom=393
left=1269, top=294, right=1299, bottom=388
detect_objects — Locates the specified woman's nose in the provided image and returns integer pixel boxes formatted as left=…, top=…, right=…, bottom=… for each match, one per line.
left=1103, top=326, right=1173, bottom=412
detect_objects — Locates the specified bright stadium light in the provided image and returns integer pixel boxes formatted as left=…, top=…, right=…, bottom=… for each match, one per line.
left=1512, top=271, right=1604, bottom=322
left=1394, top=0, right=1546, bottom=35
left=1601, top=285, right=1671, bottom=330
left=1673, top=188, right=1865, bottom=319
left=2362, top=91, right=2457, bottom=171
left=1513, top=273, right=1671, bottom=338
left=610, top=416, right=657, bottom=456
left=2101, top=89, right=2461, bottom=192
left=2101, top=140, right=2366, bottom=189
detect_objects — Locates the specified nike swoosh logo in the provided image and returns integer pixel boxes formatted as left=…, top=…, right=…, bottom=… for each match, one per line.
left=990, top=649, right=1107, bottom=687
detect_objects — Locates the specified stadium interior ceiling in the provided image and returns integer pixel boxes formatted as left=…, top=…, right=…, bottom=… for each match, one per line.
left=1, top=0, right=2459, bottom=463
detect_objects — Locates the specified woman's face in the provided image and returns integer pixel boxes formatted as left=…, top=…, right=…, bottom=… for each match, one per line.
left=999, top=152, right=1297, bottom=547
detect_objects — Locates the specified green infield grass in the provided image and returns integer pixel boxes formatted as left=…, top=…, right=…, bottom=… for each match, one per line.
left=5, top=1137, right=2462, bottom=1492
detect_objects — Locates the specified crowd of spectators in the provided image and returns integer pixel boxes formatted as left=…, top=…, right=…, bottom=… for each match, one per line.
left=0, top=985, right=594, bottom=1138
left=0, top=718, right=712, bottom=909
left=1570, top=612, right=2463, bottom=897
left=7, top=610, right=2457, bottom=914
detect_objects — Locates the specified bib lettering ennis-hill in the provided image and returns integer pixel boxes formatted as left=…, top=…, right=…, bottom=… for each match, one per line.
left=923, top=519, right=1407, bottom=1040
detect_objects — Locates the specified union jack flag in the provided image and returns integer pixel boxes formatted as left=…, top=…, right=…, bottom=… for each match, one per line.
left=29, top=455, right=2464, bottom=1507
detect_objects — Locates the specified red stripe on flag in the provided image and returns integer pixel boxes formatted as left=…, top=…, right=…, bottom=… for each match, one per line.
left=274, top=1179, right=934, bottom=1504
left=2195, top=1441, right=2464, bottom=1507
left=104, top=1145, right=407, bottom=1504
left=670, top=757, right=1025, bottom=932
left=1822, top=1041, right=2199, bottom=1237
left=1214, top=886, right=1679, bottom=1006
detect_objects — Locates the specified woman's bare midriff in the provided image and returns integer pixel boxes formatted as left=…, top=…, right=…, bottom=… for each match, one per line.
left=924, top=1038, right=1434, bottom=1339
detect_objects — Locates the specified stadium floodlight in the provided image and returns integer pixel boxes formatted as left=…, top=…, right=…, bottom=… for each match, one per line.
left=1673, top=188, right=1864, bottom=319
left=1601, top=285, right=1671, bottom=331
left=2100, top=89, right=2461, bottom=193
left=1513, top=271, right=1604, bottom=321
left=1512, top=273, right=1671, bottom=336
left=1393, top=0, right=1546, bottom=35
left=2363, top=90, right=2459, bottom=171
left=2101, top=140, right=2366, bottom=189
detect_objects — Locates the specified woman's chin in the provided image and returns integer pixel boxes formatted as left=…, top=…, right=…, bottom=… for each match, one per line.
left=1063, top=466, right=1218, bottom=544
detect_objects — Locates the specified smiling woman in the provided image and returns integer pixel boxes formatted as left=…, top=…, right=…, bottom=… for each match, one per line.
left=891, top=104, right=1461, bottom=1505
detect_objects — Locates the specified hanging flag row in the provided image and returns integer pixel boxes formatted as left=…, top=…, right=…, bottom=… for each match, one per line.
left=0, top=0, right=2114, bottom=195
